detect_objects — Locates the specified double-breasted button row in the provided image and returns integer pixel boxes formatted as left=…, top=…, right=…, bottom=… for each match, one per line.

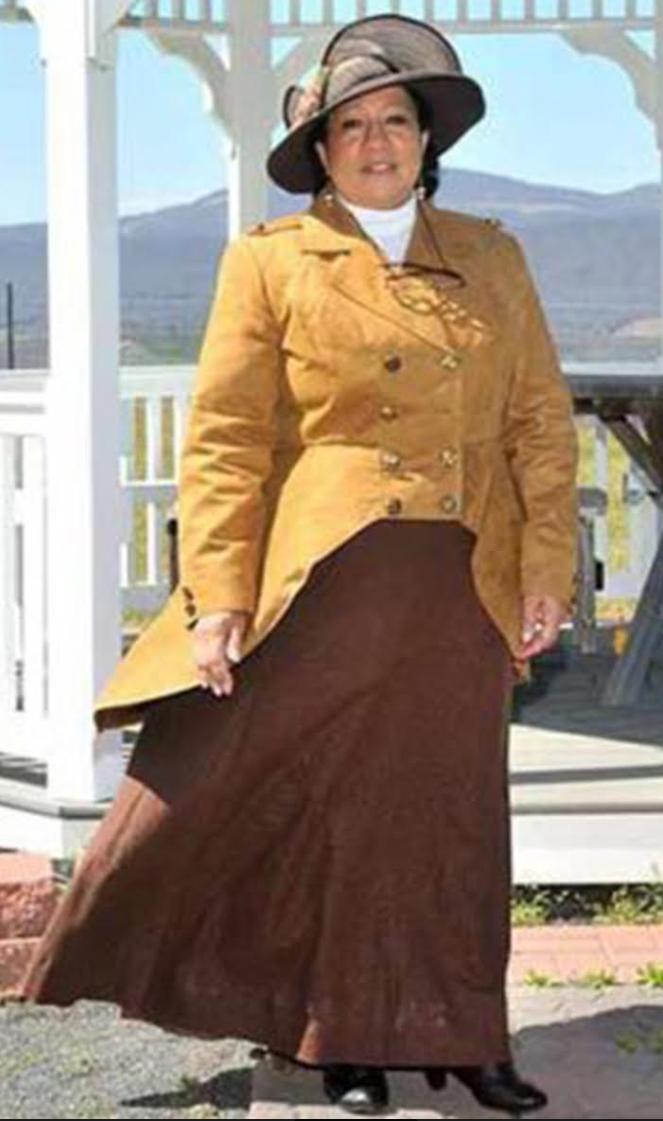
left=439, top=351, right=461, bottom=370
left=440, top=494, right=460, bottom=514
left=182, top=585, right=197, bottom=619
left=438, top=447, right=459, bottom=468
left=380, top=449, right=402, bottom=472
left=384, top=354, right=402, bottom=374
left=385, top=497, right=402, bottom=516
left=380, top=403, right=399, bottom=421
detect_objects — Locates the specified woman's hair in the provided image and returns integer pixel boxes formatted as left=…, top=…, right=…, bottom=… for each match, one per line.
left=309, top=83, right=439, bottom=199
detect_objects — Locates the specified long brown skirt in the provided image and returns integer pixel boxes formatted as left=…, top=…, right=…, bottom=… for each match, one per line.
left=19, top=519, right=516, bottom=1067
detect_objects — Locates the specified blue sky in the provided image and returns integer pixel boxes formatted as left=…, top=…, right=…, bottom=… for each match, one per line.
left=1, top=19, right=659, bottom=227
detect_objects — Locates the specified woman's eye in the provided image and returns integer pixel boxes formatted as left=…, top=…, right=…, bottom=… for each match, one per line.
left=341, top=117, right=363, bottom=131
left=386, top=114, right=412, bottom=126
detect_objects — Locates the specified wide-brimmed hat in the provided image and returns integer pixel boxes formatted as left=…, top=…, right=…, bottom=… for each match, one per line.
left=266, top=14, right=486, bottom=194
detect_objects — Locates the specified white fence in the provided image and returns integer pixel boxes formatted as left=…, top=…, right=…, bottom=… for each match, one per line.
left=1, top=0, right=655, bottom=32
left=0, top=364, right=661, bottom=737
left=118, top=0, right=656, bottom=32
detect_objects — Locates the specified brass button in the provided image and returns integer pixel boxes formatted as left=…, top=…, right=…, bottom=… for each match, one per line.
left=384, top=355, right=402, bottom=373
left=438, top=447, right=459, bottom=468
left=380, top=449, right=402, bottom=471
left=185, top=603, right=197, bottom=616
left=380, top=403, right=399, bottom=421
left=386, top=497, right=402, bottom=516
left=440, top=494, right=460, bottom=514
left=440, top=352, right=461, bottom=370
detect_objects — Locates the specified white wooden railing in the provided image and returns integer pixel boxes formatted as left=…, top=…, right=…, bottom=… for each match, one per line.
left=118, top=0, right=656, bottom=33
left=0, top=363, right=661, bottom=743
left=4, top=0, right=652, bottom=33
left=1, top=0, right=656, bottom=32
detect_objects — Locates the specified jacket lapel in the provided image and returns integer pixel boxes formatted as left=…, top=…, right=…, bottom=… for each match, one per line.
left=300, top=194, right=495, bottom=355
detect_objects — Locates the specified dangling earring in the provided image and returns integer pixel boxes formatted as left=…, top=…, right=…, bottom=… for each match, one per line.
left=322, top=178, right=335, bottom=205
left=415, top=171, right=426, bottom=202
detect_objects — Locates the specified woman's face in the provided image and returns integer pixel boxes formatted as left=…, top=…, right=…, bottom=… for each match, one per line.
left=315, top=85, right=429, bottom=210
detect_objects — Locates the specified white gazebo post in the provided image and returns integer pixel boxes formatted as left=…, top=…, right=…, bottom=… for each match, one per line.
left=37, top=0, right=129, bottom=801
left=225, top=0, right=274, bottom=237
left=657, top=4, right=663, bottom=358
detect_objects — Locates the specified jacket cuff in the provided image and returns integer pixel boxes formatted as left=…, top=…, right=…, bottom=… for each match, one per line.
left=179, top=566, right=257, bottom=630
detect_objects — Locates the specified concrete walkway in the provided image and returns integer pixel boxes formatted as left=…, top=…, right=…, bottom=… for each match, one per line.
left=249, top=985, right=663, bottom=1118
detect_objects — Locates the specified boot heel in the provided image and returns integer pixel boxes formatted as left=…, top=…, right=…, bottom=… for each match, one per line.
left=423, top=1066, right=447, bottom=1090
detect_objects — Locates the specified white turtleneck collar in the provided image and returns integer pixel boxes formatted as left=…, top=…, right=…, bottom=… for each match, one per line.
left=336, top=191, right=417, bottom=263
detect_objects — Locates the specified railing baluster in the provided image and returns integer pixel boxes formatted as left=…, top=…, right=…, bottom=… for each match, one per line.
left=145, top=496, right=159, bottom=585
left=0, top=436, right=17, bottom=712
left=145, top=389, right=163, bottom=482
left=19, top=436, right=46, bottom=718
left=593, top=418, right=610, bottom=591
left=172, top=392, right=190, bottom=483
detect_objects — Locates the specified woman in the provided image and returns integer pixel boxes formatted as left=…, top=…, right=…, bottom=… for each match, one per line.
left=18, top=14, right=579, bottom=1118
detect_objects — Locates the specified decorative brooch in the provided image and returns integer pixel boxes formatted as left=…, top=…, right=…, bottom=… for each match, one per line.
left=383, top=264, right=466, bottom=316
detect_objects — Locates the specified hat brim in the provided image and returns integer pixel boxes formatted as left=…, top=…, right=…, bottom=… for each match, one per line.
left=266, top=71, right=485, bottom=194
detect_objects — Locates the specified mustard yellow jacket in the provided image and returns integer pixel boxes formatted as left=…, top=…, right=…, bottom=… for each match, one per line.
left=94, top=195, right=579, bottom=731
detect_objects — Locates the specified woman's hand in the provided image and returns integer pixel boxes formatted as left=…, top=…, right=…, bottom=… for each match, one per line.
left=191, top=610, right=252, bottom=698
left=513, top=593, right=569, bottom=661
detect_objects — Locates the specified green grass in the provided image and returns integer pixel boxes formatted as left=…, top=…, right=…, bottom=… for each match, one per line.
left=524, top=970, right=563, bottom=989
left=615, top=1027, right=663, bottom=1054
left=511, top=884, right=663, bottom=927
left=575, top=969, right=617, bottom=990
left=635, top=962, right=663, bottom=988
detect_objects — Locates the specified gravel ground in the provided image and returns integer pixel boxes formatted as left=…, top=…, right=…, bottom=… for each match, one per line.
left=0, top=998, right=256, bottom=1119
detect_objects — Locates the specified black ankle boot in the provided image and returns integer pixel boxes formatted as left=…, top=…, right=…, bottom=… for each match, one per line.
left=424, top=1060, right=547, bottom=1115
left=322, top=1064, right=389, bottom=1115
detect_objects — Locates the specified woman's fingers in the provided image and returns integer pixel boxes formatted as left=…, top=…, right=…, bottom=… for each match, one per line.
left=198, top=649, right=234, bottom=696
left=514, top=594, right=565, bottom=659
left=225, top=617, right=246, bottom=665
left=192, top=610, right=250, bottom=697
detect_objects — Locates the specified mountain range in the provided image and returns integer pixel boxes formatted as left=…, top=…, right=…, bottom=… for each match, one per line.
left=0, top=167, right=660, bottom=368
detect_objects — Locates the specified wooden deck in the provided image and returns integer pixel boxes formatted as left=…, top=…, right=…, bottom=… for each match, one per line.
left=510, top=645, right=663, bottom=884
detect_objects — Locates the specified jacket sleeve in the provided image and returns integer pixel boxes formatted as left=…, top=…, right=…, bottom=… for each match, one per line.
left=176, top=234, right=281, bottom=626
left=501, top=234, right=580, bottom=615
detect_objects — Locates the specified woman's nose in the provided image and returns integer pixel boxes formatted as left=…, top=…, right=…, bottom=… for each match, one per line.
left=363, top=118, right=390, bottom=145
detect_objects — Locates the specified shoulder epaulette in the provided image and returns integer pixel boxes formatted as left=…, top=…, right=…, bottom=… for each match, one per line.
left=247, top=215, right=303, bottom=236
